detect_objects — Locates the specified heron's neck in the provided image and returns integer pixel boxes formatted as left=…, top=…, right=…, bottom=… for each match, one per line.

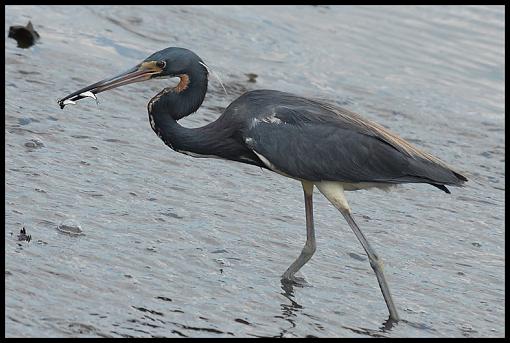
left=148, top=71, right=213, bottom=153
left=149, top=70, right=208, bottom=121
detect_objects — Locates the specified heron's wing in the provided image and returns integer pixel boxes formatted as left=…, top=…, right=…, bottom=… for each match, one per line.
left=244, top=111, right=463, bottom=185
left=267, top=97, right=448, bottom=165
left=240, top=92, right=459, bottom=174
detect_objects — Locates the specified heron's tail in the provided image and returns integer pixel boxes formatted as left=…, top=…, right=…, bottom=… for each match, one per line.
left=403, top=154, right=467, bottom=194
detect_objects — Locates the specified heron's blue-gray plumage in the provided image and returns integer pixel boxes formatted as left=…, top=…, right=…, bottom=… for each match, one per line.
left=214, top=90, right=466, bottom=188
left=59, top=46, right=466, bottom=192
left=57, top=47, right=469, bottom=322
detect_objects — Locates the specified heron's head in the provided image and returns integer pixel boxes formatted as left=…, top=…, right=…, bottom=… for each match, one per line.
left=58, top=47, right=208, bottom=109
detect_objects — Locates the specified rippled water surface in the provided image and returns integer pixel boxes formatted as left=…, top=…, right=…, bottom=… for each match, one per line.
left=5, top=5, right=504, bottom=337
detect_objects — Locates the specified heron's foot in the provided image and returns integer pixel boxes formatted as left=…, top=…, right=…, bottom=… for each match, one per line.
left=281, top=274, right=311, bottom=287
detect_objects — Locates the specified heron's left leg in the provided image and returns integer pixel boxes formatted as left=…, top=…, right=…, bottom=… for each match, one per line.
left=315, top=181, right=400, bottom=321
left=282, top=181, right=316, bottom=284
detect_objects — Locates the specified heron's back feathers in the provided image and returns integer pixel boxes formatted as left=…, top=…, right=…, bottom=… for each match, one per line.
left=226, top=90, right=467, bottom=190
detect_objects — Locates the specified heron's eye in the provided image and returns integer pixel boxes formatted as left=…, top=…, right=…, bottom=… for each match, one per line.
left=156, top=61, right=166, bottom=69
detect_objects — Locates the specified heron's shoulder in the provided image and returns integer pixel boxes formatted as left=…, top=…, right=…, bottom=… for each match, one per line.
left=232, top=89, right=296, bottom=103
left=227, top=90, right=320, bottom=113
left=221, top=90, right=295, bottom=119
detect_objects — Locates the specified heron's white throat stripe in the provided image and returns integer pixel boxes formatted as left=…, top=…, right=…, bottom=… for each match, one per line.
left=251, top=150, right=292, bottom=178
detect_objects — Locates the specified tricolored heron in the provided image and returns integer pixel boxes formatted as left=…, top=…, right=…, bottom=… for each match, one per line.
left=58, top=47, right=467, bottom=322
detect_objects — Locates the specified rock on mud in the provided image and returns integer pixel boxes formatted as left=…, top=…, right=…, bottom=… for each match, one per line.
left=24, top=138, right=45, bottom=149
left=8, top=21, right=40, bottom=48
left=57, top=219, right=84, bottom=236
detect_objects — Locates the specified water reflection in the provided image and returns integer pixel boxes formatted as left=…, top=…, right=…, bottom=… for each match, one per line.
left=271, top=280, right=304, bottom=337
left=280, top=278, right=398, bottom=337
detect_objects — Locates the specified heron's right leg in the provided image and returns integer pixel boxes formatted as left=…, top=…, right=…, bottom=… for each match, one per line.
left=315, top=181, right=400, bottom=321
left=282, top=181, right=316, bottom=284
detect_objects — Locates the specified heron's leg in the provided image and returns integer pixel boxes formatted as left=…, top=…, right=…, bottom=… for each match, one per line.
left=315, top=181, right=400, bottom=321
left=282, top=181, right=316, bottom=283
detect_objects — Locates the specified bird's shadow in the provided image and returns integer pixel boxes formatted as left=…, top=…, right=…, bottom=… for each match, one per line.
left=276, top=278, right=400, bottom=338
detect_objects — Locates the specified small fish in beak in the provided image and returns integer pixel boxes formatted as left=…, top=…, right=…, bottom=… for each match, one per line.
left=58, top=61, right=165, bottom=109
left=60, top=91, right=98, bottom=109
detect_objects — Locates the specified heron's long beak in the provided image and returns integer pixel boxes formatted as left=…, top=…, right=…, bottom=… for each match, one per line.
left=58, top=61, right=164, bottom=109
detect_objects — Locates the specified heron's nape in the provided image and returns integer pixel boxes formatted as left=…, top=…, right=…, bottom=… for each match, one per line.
left=58, top=46, right=468, bottom=323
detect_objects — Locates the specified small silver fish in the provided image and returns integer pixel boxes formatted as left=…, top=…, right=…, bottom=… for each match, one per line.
left=62, top=99, right=76, bottom=106
left=80, top=91, right=97, bottom=101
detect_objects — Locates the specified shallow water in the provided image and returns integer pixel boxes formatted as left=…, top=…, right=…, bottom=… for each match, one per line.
left=5, top=5, right=504, bottom=338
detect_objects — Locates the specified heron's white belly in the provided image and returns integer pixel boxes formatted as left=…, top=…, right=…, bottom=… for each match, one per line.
left=251, top=149, right=396, bottom=191
left=338, top=182, right=395, bottom=191
left=315, top=181, right=395, bottom=213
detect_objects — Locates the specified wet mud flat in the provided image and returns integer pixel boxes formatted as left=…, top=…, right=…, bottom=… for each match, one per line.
left=5, top=5, right=505, bottom=337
